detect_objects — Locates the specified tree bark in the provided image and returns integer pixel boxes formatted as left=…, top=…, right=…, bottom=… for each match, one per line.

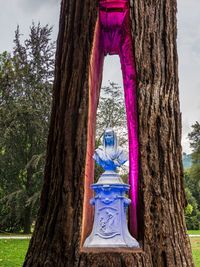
left=79, top=248, right=151, bottom=267
left=23, top=0, right=194, bottom=266
left=23, top=1, right=98, bottom=266
left=24, top=165, right=34, bottom=234
left=129, top=0, right=194, bottom=265
left=23, top=206, right=31, bottom=234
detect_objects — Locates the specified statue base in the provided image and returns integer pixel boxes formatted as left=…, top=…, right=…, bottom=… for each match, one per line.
left=83, top=171, right=139, bottom=248
left=96, top=170, right=124, bottom=184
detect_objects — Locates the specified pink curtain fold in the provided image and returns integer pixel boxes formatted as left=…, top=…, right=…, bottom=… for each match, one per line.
left=99, top=0, right=139, bottom=238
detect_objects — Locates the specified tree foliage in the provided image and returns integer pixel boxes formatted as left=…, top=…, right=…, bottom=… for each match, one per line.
left=188, top=121, right=200, bottom=155
left=184, top=180, right=200, bottom=230
left=0, top=23, right=55, bottom=233
left=96, top=82, right=127, bottom=146
left=94, top=82, right=128, bottom=182
left=184, top=121, right=200, bottom=230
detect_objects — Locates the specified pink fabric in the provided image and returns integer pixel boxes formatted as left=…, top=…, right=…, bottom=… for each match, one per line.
left=99, top=0, right=138, bottom=238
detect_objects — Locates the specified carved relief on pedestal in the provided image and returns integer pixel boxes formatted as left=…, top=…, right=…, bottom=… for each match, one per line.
left=97, top=207, right=120, bottom=238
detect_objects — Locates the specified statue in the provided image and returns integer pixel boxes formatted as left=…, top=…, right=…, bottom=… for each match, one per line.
left=83, top=127, right=139, bottom=248
left=93, top=127, right=127, bottom=171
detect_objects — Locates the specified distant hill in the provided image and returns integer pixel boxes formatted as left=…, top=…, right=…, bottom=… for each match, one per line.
left=182, top=153, right=192, bottom=169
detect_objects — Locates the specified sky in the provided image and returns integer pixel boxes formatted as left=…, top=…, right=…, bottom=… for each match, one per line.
left=0, top=0, right=199, bottom=154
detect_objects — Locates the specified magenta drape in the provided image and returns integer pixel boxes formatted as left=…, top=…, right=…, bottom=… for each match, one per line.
left=99, top=0, right=139, bottom=238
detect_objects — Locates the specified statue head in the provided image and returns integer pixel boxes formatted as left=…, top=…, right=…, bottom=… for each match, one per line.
left=93, top=127, right=127, bottom=171
left=103, top=127, right=117, bottom=149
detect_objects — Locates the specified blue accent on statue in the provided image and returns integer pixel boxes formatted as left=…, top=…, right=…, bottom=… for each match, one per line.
left=83, top=179, right=139, bottom=247
left=83, top=128, right=139, bottom=248
left=93, top=127, right=127, bottom=171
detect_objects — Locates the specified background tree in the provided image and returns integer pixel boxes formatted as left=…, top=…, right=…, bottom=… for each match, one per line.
left=188, top=121, right=200, bottom=154
left=24, top=0, right=194, bottom=266
left=184, top=181, right=200, bottom=230
left=96, top=82, right=127, bottom=143
left=188, top=121, right=200, bottom=188
left=184, top=121, right=200, bottom=230
left=0, top=23, right=55, bottom=233
left=95, top=82, right=128, bottom=182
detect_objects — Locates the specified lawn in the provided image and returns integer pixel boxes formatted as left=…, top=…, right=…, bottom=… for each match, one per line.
left=0, top=239, right=29, bottom=267
left=188, top=229, right=200, bottom=235
left=190, top=237, right=200, bottom=267
left=0, top=236, right=199, bottom=266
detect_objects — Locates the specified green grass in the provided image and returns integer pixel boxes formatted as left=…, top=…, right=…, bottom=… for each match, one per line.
left=188, top=230, right=200, bottom=235
left=188, top=230, right=200, bottom=266
left=0, top=239, right=30, bottom=267
left=190, top=237, right=200, bottom=267
left=0, top=237, right=199, bottom=266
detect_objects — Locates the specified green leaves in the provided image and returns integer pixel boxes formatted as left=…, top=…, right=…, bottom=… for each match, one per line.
left=188, top=121, right=200, bottom=154
left=0, top=23, right=55, bottom=233
left=96, top=82, right=127, bottom=146
left=94, top=82, right=128, bottom=181
left=184, top=122, right=200, bottom=230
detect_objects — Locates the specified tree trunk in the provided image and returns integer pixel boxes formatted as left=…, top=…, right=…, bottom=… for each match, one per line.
left=23, top=0, right=194, bottom=266
left=23, top=206, right=31, bottom=234
left=80, top=248, right=151, bottom=266
left=129, top=0, right=194, bottom=265
left=23, top=167, right=33, bottom=234
left=23, top=1, right=99, bottom=266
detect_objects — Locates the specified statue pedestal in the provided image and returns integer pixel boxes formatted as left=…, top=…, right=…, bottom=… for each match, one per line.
left=83, top=171, right=139, bottom=248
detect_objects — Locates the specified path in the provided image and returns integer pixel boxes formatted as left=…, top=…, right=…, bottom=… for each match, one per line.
left=0, top=236, right=31, bottom=239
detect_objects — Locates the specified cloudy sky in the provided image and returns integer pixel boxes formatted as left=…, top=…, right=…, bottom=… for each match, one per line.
left=0, top=0, right=199, bottom=153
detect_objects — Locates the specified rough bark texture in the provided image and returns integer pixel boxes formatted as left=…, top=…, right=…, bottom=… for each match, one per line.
left=129, top=0, right=194, bottom=266
left=79, top=248, right=151, bottom=267
left=23, top=0, right=194, bottom=266
left=23, top=1, right=98, bottom=266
